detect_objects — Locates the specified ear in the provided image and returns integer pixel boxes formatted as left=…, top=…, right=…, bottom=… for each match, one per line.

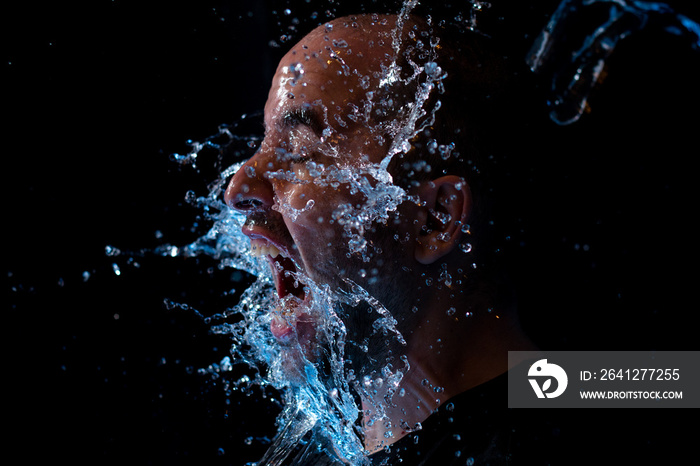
left=413, top=175, right=472, bottom=265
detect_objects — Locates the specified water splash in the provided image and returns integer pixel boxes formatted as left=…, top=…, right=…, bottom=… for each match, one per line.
left=153, top=1, right=700, bottom=464
left=528, top=0, right=700, bottom=124
left=158, top=10, right=451, bottom=466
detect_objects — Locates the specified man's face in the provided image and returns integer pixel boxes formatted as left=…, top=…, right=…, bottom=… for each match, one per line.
left=224, top=22, right=417, bottom=357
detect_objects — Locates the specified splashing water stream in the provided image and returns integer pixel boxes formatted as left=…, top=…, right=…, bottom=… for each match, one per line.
left=165, top=2, right=439, bottom=463
left=528, top=0, right=700, bottom=125
left=154, top=1, right=699, bottom=464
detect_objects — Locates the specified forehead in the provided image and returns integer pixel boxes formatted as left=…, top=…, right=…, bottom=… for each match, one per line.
left=264, top=21, right=396, bottom=121
left=287, top=20, right=392, bottom=62
left=287, top=18, right=395, bottom=68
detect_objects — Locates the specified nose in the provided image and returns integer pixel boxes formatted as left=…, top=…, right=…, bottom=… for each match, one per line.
left=224, top=157, right=275, bottom=213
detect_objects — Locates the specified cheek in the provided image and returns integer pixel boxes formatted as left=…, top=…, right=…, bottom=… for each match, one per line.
left=279, top=184, right=341, bottom=237
left=278, top=175, right=377, bottom=245
left=280, top=184, right=317, bottom=212
left=280, top=177, right=352, bottom=220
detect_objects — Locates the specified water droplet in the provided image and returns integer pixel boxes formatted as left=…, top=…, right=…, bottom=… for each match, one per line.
left=184, top=190, right=197, bottom=204
left=105, top=245, right=121, bottom=257
left=424, top=61, right=442, bottom=79
left=220, top=356, right=232, bottom=372
left=459, top=242, right=472, bottom=254
left=288, top=62, right=305, bottom=84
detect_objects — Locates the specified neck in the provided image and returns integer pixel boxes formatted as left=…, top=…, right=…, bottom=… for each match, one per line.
left=361, top=288, right=537, bottom=453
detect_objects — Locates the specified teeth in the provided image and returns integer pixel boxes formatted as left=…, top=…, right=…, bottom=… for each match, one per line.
left=250, top=241, right=281, bottom=258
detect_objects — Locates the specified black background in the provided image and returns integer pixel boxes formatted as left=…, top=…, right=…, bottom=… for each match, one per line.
left=5, top=1, right=700, bottom=465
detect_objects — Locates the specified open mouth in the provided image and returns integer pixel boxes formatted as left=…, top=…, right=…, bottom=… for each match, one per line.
left=250, top=239, right=307, bottom=340
left=249, top=240, right=306, bottom=300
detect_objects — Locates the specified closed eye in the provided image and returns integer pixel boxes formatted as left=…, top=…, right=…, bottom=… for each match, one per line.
left=282, top=106, right=322, bottom=134
left=289, top=154, right=311, bottom=164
